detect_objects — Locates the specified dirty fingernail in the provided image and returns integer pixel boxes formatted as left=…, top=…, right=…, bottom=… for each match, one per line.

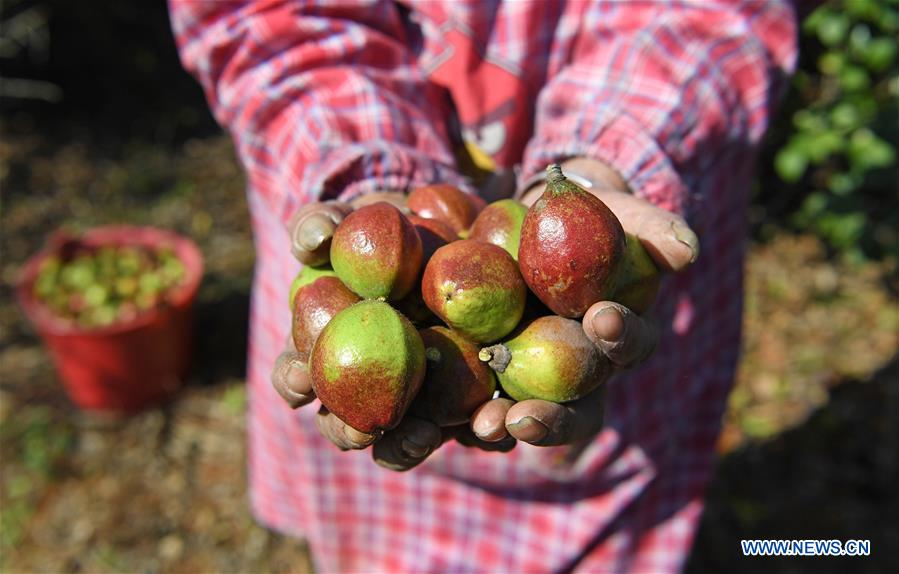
left=671, top=220, right=699, bottom=264
left=507, top=416, right=548, bottom=443
left=284, top=360, right=309, bottom=393
left=473, top=418, right=506, bottom=442
left=401, top=437, right=431, bottom=458
left=297, top=214, right=334, bottom=252
left=592, top=306, right=624, bottom=343
left=344, top=425, right=378, bottom=447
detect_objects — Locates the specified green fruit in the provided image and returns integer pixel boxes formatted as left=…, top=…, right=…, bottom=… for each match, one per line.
left=480, top=316, right=611, bottom=403
left=421, top=240, right=526, bottom=343
left=31, top=242, right=186, bottom=330
left=467, top=199, right=528, bottom=260
left=288, top=264, right=337, bottom=308
left=309, top=301, right=425, bottom=434
left=612, top=234, right=660, bottom=314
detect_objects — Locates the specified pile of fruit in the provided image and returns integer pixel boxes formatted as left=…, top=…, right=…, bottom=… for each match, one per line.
left=32, top=243, right=186, bottom=329
left=290, top=164, right=660, bottom=434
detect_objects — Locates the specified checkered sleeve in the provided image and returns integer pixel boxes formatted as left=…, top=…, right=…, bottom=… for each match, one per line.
left=521, top=0, right=798, bottom=222
left=168, top=0, right=470, bottom=224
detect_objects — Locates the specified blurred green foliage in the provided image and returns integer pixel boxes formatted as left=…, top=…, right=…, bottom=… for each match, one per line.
left=767, top=0, right=898, bottom=259
left=0, top=407, right=74, bottom=555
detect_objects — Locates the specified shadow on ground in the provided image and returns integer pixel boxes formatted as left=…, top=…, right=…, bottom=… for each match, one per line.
left=688, top=356, right=899, bottom=573
left=191, top=284, right=250, bottom=386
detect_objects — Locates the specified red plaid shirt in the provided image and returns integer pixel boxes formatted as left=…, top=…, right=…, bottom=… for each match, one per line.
left=170, top=1, right=797, bottom=571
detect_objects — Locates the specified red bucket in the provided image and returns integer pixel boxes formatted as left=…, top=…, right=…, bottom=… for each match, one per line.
left=15, top=226, right=204, bottom=414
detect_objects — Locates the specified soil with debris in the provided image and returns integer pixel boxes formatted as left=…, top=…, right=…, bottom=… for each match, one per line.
left=1, top=132, right=897, bottom=573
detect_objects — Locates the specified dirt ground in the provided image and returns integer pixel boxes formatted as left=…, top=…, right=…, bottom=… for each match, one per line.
left=1, top=131, right=897, bottom=573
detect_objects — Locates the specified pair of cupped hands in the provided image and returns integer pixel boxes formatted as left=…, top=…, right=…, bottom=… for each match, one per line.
left=271, top=158, right=700, bottom=471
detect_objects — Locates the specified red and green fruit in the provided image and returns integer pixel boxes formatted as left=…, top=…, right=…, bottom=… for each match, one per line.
left=422, top=240, right=526, bottom=343
left=291, top=275, right=361, bottom=362
left=288, top=264, right=337, bottom=308
left=410, top=326, right=496, bottom=426
left=309, top=301, right=426, bottom=434
left=518, top=164, right=626, bottom=318
left=409, top=215, right=458, bottom=265
left=479, top=316, right=611, bottom=403
left=408, top=184, right=484, bottom=235
left=330, top=202, right=423, bottom=301
left=468, top=199, right=528, bottom=260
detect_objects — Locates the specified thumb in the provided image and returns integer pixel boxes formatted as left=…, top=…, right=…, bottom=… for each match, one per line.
left=582, top=301, right=658, bottom=369
left=592, top=190, right=700, bottom=273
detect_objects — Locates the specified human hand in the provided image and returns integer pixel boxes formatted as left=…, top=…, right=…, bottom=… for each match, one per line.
left=275, top=192, right=446, bottom=471
left=287, top=192, right=408, bottom=266
left=271, top=338, right=445, bottom=470
left=468, top=158, right=700, bottom=447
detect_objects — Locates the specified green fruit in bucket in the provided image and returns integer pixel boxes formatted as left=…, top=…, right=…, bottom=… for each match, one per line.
left=31, top=242, right=187, bottom=329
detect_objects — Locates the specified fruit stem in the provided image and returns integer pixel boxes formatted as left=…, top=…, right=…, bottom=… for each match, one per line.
left=478, top=344, right=512, bottom=373
left=546, top=164, right=565, bottom=184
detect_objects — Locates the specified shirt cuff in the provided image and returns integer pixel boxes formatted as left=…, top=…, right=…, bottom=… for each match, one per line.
left=521, top=112, right=690, bottom=218
left=282, top=142, right=475, bottom=221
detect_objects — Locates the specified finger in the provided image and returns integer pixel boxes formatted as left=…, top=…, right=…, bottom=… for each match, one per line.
left=373, top=416, right=443, bottom=471
left=349, top=191, right=408, bottom=211
left=288, top=202, right=352, bottom=266
left=448, top=425, right=516, bottom=452
left=582, top=301, right=658, bottom=369
left=505, top=389, right=606, bottom=447
left=328, top=201, right=355, bottom=218
left=271, top=350, right=316, bottom=408
left=314, top=407, right=379, bottom=450
left=291, top=212, right=337, bottom=266
left=588, top=190, right=699, bottom=273
left=470, top=398, right=515, bottom=442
